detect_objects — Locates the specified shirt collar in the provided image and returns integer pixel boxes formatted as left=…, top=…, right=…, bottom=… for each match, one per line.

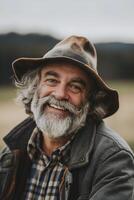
left=27, top=127, right=74, bottom=165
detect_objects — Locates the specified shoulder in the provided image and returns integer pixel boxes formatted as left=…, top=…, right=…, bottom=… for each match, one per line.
left=94, top=121, right=134, bottom=161
left=88, top=121, right=134, bottom=199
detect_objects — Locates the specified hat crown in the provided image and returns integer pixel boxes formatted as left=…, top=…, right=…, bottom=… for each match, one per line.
left=44, top=35, right=97, bottom=71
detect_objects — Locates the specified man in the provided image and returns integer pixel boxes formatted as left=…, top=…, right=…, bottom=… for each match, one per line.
left=0, top=35, right=134, bottom=200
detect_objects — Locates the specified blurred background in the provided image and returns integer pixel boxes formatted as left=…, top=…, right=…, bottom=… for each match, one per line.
left=0, top=0, right=134, bottom=150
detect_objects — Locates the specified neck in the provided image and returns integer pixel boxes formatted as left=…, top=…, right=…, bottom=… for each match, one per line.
left=42, top=133, right=70, bottom=156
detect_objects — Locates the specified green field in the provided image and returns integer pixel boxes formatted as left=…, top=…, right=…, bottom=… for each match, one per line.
left=0, top=82, right=134, bottom=151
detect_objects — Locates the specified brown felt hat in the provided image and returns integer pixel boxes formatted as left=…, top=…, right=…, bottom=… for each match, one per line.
left=12, top=35, right=119, bottom=118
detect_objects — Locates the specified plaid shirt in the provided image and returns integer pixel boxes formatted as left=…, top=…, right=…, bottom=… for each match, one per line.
left=24, top=128, right=72, bottom=200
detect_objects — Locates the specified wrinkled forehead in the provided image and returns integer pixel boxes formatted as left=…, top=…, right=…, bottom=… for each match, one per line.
left=39, top=60, right=94, bottom=85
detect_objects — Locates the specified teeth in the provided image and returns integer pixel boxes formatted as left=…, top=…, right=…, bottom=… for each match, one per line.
left=49, top=104, right=65, bottom=111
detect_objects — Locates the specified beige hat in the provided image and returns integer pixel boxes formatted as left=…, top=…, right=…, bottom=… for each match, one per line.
left=12, top=35, right=119, bottom=118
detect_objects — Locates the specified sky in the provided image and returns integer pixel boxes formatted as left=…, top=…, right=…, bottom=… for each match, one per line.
left=1, top=0, right=134, bottom=42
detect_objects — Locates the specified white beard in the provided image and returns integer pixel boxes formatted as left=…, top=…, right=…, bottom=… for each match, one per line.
left=31, top=93, right=89, bottom=139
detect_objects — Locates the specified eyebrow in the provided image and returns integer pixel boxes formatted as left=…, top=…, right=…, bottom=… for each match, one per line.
left=43, top=71, right=60, bottom=78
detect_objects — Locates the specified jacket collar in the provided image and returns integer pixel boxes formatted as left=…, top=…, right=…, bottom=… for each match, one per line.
left=3, top=117, right=97, bottom=169
left=3, top=117, right=36, bottom=151
left=68, top=117, right=96, bottom=169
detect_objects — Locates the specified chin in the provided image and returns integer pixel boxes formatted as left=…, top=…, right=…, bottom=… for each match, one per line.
left=36, top=113, right=73, bottom=139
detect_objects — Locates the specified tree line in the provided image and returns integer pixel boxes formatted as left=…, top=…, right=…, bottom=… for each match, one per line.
left=0, top=32, right=134, bottom=85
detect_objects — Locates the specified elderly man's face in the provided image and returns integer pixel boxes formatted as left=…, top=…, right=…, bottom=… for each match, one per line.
left=38, top=62, right=90, bottom=115
left=31, top=62, right=91, bottom=139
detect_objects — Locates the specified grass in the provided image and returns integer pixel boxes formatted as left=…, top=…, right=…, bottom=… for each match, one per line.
left=129, top=142, right=134, bottom=152
left=107, top=80, right=134, bottom=93
left=0, top=86, right=17, bottom=102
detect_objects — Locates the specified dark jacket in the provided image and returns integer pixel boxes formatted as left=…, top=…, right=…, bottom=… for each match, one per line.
left=0, top=117, right=134, bottom=200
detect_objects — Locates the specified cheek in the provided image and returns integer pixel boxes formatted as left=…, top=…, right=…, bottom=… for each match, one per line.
left=70, top=93, right=87, bottom=107
left=38, top=85, right=53, bottom=98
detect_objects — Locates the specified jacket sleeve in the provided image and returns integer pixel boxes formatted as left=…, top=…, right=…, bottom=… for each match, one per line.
left=89, top=149, right=134, bottom=200
left=0, top=147, right=15, bottom=199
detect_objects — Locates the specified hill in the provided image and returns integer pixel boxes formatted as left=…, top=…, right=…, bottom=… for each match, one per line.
left=0, top=33, right=134, bottom=85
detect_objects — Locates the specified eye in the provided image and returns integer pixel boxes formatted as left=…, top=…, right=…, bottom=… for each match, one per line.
left=45, top=78, right=58, bottom=86
left=69, top=84, right=83, bottom=94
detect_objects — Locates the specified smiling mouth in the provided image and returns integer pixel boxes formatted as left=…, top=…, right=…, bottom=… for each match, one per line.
left=49, top=103, right=66, bottom=111
left=43, top=103, right=70, bottom=118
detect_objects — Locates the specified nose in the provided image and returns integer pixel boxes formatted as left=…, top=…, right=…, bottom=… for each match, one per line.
left=52, top=84, right=69, bottom=101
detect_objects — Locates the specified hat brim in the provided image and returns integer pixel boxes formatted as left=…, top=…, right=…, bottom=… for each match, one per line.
left=12, top=56, right=119, bottom=118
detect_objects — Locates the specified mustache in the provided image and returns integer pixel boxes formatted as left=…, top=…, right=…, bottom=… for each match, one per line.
left=35, top=96, right=82, bottom=115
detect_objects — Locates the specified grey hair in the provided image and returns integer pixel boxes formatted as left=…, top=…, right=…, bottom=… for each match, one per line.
left=15, top=68, right=107, bottom=121
left=15, top=68, right=41, bottom=115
